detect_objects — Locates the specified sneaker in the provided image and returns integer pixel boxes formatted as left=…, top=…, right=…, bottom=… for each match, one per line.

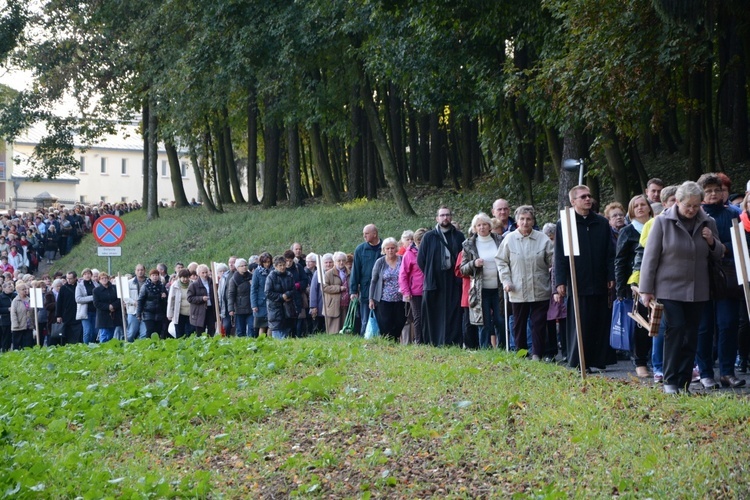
left=654, top=372, right=664, bottom=383
left=691, top=367, right=700, bottom=383
left=700, top=377, right=720, bottom=390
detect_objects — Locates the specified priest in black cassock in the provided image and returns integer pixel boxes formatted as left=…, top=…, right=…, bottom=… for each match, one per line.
left=554, top=185, right=615, bottom=371
left=418, top=206, right=465, bottom=346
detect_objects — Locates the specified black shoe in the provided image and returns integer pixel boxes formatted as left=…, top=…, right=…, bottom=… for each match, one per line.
left=737, top=358, right=748, bottom=374
left=720, top=375, right=746, bottom=388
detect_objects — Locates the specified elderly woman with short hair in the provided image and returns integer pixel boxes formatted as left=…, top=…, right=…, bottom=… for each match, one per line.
left=310, top=253, right=334, bottom=332
left=460, top=213, right=504, bottom=349
left=640, top=181, right=724, bottom=394
left=227, top=258, right=254, bottom=337
left=322, top=252, right=350, bottom=334
left=10, top=282, right=33, bottom=350
left=369, top=238, right=406, bottom=341
left=188, top=264, right=216, bottom=337
left=496, top=205, right=554, bottom=359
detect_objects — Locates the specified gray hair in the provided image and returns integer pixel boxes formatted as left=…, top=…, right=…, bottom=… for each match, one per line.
left=52, top=278, right=64, bottom=289
left=470, top=212, right=492, bottom=231
left=322, top=253, right=334, bottom=262
left=248, top=255, right=259, bottom=264
left=542, top=222, right=556, bottom=237
left=676, top=181, right=703, bottom=203
left=381, top=237, right=398, bottom=254
left=306, top=252, right=318, bottom=262
left=514, top=205, right=535, bottom=222
left=216, top=262, right=230, bottom=273
left=332, top=251, right=346, bottom=262
left=233, top=259, right=246, bottom=268
left=400, top=230, right=414, bottom=242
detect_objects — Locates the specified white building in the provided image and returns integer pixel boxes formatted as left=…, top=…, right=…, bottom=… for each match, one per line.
left=4, top=123, right=199, bottom=210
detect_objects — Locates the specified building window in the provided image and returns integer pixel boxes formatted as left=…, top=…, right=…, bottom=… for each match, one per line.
left=121, top=158, right=128, bottom=175
left=161, top=160, right=168, bottom=177
left=181, top=161, right=188, bottom=178
left=80, top=195, right=87, bottom=203
left=79, top=156, right=86, bottom=173
left=100, top=157, right=107, bottom=174
left=121, top=197, right=127, bottom=202
left=100, top=196, right=107, bottom=202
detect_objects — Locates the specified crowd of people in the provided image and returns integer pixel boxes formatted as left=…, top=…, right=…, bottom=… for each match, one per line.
left=3, top=179, right=750, bottom=395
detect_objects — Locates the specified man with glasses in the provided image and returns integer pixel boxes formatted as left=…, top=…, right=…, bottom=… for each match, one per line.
left=55, top=271, right=84, bottom=344
left=418, top=206, right=465, bottom=346
left=554, top=185, right=615, bottom=372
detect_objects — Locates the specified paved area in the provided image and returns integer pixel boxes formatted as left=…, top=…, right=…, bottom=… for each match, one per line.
left=587, top=357, right=750, bottom=395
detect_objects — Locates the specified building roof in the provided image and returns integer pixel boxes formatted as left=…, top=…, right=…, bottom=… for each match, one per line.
left=14, top=121, right=170, bottom=153
left=11, top=148, right=80, bottom=183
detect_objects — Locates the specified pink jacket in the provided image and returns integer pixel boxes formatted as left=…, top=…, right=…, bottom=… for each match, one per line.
left=398, top=244, right=424, bottom=297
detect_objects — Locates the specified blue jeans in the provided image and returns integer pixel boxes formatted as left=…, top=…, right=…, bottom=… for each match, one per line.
left=696, top=298, right=740, bottom=378
left=651, top=316, right=666, bottom=374
left=272, top=329, right=289, bottom=339
left=127, top=314, right=147, bottom=342
left=99, top=328, right=115, bottom=343
left=114, top=326, right=125, bottom=341
left=82, top=310, right=97, bottom=344
left=235, top=314, right=252, bottom=337
left=479, top=288, right=503, bottom=349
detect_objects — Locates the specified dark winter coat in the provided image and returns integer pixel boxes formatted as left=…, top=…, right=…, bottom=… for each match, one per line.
left=136, top=280, right=167, bottom=321
left=251, top=266, right=270, bottom=318
left=264, top=270, right=295, bottom=331
left=0, top=291, right=16, bottom=327
left=227, top=270, right=252, bottom=315
left=93, top=284, right=122, bottom=329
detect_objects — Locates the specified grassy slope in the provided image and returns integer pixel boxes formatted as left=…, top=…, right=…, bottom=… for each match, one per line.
left=1, top=336, right=748, bottom=498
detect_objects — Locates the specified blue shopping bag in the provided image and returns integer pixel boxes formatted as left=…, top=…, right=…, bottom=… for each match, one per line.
left=610, top=298, right=634, bottom=351
left=364, top=310, right=380, bottom=339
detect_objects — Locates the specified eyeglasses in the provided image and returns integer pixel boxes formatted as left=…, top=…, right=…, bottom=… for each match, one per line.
left=577, top=194, right=593, bottom=200
left=609, top=213, right=625, bottom=218
left=438, top=213, right=452, bottom=218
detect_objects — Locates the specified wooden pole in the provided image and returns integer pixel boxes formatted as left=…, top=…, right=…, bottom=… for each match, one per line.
left=211, top=262, right=222, bottom=337
left=504, top=290, right=510, bottom=352
left=732, top=220, right=750, bottom=320
left=563, top=207, right=587, bottom=380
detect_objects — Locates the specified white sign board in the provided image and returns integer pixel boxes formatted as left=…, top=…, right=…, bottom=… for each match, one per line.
left=560, top=208, right=580, bottom=257
left=98, top=246, right=122, bottom=256
left=115, top=276, right=131, bottom=300
left=29, top=287, right=45, bottom=308
left=731, top=221, right=750, bottom=284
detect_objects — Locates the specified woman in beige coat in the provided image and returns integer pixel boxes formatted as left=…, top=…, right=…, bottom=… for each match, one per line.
left=322, top=252, right=350, bottom=333
left=10, top=282, right=33, bottom=350
left=496, top=205, right=554, bottom=360
left=639, top=181, right=724, bottom=394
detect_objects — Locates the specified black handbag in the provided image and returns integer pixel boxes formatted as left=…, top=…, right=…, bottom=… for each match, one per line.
left=50, top=322, right=65, bottom=338
left=708, top=259, right=741, bottom=300
left=283, top=300, right=298, bottom=319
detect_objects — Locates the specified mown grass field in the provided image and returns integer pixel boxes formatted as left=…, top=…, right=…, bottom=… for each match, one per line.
left=1, top=334, right=749, bottom=498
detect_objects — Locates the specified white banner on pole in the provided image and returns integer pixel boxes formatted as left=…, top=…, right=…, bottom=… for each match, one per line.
left=115, top=276, right=131, bottom=300
left=560, top=208, right=580, bottom=257
left=29, top=288, right=45, bottom=308
left=732, top=220, right=750, bottom=284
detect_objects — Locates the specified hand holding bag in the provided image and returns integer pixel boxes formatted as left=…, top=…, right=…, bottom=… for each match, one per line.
left=364, top=310, right=380, bottom=339
left=50, top=322, right=65, bottom=339
left=339, top=296, right=359, bottom=334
